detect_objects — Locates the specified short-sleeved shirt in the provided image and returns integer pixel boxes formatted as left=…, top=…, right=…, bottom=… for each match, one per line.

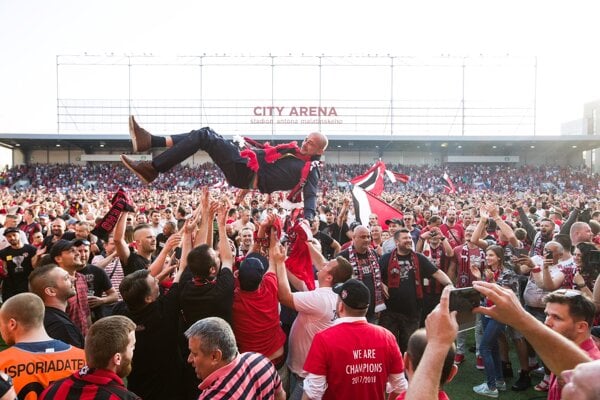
left=124, top=252, right=152, bottom=276
left=0, top=244, right=37, bottom=301
left=179, top=267, right=235, bottom=328
left=198, top=352, right=282, bottom=400
left=80, top=263, right=113, bottom=320
left=548, top=337, right=600, bottom=400
left=303, top=320, right=404, bottom=400
left=1, top=340, right=85, bottom=400
left=379, top=251, right=438, bottom=317
left=232, top=272, right=286, bottom=357
left=287, top=287, right=338, bottom=376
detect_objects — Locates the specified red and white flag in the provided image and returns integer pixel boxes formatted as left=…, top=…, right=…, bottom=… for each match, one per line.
left=351, top=186, right=403, bottom=230
left=441, top=173, right=456, bottom=194
left=350, top=160, right=386, bottom=196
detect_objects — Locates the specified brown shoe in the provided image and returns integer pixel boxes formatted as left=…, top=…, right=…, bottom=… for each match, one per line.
left=120, top=154, right=158, bottom=184
left=129, top=115, right=152, bottom=152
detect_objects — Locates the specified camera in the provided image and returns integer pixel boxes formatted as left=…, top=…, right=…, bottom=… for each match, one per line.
left=449, top=287, right=483, bottom=332
left=582, top=250, right=600, bottom=280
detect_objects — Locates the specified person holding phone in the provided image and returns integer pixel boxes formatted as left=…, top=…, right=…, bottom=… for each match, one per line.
left=470, top=245, right=519, bottom=398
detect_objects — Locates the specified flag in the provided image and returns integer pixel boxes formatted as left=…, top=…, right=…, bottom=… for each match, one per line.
left=350, top=161, right=410, bottom=196
left=350, top=161, right=386, bottom=196
left=385, top=170, right=410, bottom=184
left=352, top=186, right=403, bottom=230
left=441, top=173, right=456, bottom=194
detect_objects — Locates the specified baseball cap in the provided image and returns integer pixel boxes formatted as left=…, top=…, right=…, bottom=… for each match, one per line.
left=72, top=238, right=91, bottom=247
left=385, top=218, right=403, bottom=225
left=333, top=279, right=370, bottom=310
left=238, top=256, right=266, bottom=291
left=3, top=227, right=20, bottom=236
left=50, top=239, right=75, bottom=261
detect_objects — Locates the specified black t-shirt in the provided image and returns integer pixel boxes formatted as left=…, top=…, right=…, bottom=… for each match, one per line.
left=124, top=252, right=152, bottom=276
left=337, top=247, right=378, bottom=319
left=113, top=283, right=184, bottom=400
left=80, top=264, right=113, bottom=321
left=379, top=251, right=438, bottom=317
left=314, top=231, right=336, bottom=260
left=0, top=244, right=37, bottom=301
left=323, top=222, right=350, bottom=245
left=179, top=267, right=235, bottom=328
left=44, top=306, right=85, bottom=349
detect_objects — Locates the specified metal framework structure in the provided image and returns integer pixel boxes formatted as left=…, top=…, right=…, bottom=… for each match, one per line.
left=56, top=54, right=537, bottom=137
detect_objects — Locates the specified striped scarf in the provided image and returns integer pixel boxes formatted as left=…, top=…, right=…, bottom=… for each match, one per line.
left=348, top=245, right=386, bottom=313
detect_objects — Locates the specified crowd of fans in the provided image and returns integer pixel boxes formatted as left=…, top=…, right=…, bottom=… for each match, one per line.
left=1, top=162, right=598, bottom=194
left=0, top=162, right=599, bottom=399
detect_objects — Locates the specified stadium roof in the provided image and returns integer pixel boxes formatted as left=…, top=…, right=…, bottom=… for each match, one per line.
left=0, top=133, right=598, bottom=154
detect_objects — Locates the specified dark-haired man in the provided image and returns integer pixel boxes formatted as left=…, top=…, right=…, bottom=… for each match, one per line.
left=0, top=227, right=38, bottom=301
left=179, top=207, right=234, bottom=327
left=379, top=229, right=452, bottom=352
left=302, top=279, right=407, bottom=400
left=114, top=216, right=194, bottom=400
left=541, top=289, right=600, bottom=399
left=50, top=239, right=92, bottom=336
left=397, top=327, right=458, bottom=400
left=28, top=263, right=85, bottom=348
left=276, top=239, right=353, bottom=400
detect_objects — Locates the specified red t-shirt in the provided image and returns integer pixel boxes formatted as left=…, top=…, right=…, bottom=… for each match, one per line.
left=548, top=337, right=600, bottom=400
left=440, top=224, right=464, bottom=249
left=232, top=272, right=286, bottom=357
left=303, top=320, right=404, bottom=400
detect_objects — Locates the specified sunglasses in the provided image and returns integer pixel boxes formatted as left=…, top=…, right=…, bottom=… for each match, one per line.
left=553, top=289, right=583, bottom=298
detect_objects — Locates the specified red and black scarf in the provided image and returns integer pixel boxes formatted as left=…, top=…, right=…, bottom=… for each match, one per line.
left=240, top=138, right=319, bottom=204
left=348, top=245, right=386, bottom=312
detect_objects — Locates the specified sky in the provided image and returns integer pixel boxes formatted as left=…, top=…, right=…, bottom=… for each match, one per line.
left=0, top=0, right=599, bottom=136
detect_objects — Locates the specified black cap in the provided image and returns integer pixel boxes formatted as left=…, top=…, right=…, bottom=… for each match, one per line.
left=3, top=227, right=20, bottom=236
left=72, top=238, right=91, bottom=247
left=238, top=254, right=266, bottom=291
left=333, top=279, right=370, bottom=309
left=50, top=239, right=75, bottom=261
left=385, top=218, right=403, bottom=225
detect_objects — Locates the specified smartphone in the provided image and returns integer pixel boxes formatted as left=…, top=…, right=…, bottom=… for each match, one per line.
left=449, top=287, right=483, bottom=332
left=512, top=248, right=527, bottom=258
left=546, top=251, right=554, bottom=260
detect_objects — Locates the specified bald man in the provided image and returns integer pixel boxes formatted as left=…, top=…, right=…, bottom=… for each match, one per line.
left=0, top=293, right=85, bottom=399
left=121, top=116, right=328, bottom=219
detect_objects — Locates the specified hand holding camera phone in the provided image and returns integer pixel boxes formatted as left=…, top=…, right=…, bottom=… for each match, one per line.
left=449, top=287, right=483, bottom=332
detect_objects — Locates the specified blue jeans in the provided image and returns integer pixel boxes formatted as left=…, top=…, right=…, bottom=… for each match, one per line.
left=480, top=316, right=505, bottom=389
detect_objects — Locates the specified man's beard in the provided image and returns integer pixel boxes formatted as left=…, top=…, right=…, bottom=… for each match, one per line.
left=116, top=355, right=133, bottom=378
